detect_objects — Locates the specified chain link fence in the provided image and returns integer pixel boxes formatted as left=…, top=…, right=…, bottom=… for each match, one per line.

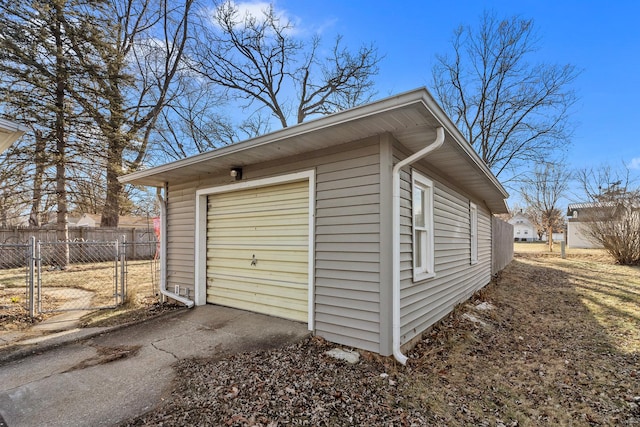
left=0, top=235, right=160, bottom=318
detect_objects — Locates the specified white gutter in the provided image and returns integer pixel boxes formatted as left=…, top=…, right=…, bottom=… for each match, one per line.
left=156, top=189, right=194, bottom=308
left=392, top=126, right=445, bottom=365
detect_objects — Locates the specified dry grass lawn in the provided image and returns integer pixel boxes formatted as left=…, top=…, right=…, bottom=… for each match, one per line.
left=399, top=243, right=640, bottom=425
left=0, top=259, right=160, bottom=330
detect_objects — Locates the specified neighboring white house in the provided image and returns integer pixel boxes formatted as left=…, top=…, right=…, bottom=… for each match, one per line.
left=0, top=118, right=27, bottom=155
left=508, top=212, right=537, bottom=242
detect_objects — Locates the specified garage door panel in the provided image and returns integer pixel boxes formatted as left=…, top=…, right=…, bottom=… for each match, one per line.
left=206, top=179, right=310, bottom=323
left=208, top=226, right=309, bottom=239
left=207, top=244, right=308, bottom=253
left=209, top=214, right=309, bottom=228
left=206, top=291, right=307, bottom=322
left=207, top=244, right=308, bottom=263
left=208, top=275, right=307, bottom=296
left=207, top=253, right=308, bottom=275
left=208, top=183, right=307, bottom=203
left=206, top=236, right=309, bottom=246
left=207, top=290, right=307, bottom=314
left=209, top=202, right=308, bottom=217
left=209, top=192, right=308, bottom=211
left=207, top=260, right=309, bottom=277
left=209, top=182, right=308, bottom=203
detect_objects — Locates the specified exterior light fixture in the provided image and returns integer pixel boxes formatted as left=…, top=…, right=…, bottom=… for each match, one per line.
left=230, top=167, right=242, bottom=181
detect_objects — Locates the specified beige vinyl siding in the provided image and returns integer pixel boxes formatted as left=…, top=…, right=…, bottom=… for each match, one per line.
left=398, top=163, right=493, bottom=345
left=206, top=180, right=309, bottom=322
left=314, top=140, right=381, bottom=353
left=166, top=181, right=197, bottom=296
left=163, top=137, right=381, bottom=350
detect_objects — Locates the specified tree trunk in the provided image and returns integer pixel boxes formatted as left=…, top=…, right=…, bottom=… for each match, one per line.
left=54, top=2, right=69, bottom=268
left=29, top=129, right=47, bottom=228
left=101, top=136, right=123, bottom=228
left=548, top=225, right=554, bottom=252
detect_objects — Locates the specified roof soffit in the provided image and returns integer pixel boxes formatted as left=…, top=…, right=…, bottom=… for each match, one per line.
left=120, top=88, right=508, bottom=211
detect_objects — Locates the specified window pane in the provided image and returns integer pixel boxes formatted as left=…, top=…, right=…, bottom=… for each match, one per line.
left=413, top=187, right=425, bottom=227
left=414, top=229, right=423, bottom=268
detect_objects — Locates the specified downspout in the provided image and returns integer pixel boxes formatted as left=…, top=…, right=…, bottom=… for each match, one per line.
left=392, top=127, right=445, bottom=364
left=156, top=187, right=194, bottom=308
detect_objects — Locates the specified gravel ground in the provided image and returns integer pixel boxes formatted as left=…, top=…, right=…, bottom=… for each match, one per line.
left=122, top=254, right=640, bottom=426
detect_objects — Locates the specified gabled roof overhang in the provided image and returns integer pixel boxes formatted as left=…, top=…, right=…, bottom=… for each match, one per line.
left=121, top=87, right=509, bottom=213
left=0, top=118, right=27, bottom=154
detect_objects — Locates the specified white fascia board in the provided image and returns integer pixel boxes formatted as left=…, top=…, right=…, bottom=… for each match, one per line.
left=0, top=118, right=28, bottom=154
left=119, top=88, right=434, bottom=185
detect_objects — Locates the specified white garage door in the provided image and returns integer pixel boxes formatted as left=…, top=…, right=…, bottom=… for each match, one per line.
left=206, top=180, right=309, bottom=322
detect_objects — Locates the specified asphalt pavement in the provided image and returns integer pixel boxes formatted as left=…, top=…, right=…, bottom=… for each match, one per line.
left=0, top=305, right=310, bottom=427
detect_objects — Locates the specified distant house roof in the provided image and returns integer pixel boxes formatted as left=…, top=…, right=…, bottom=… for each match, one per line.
left=567, top=202, right=616, bottom=212
left=117, top=216, right=154, bottom=229
left=0, top=118, right=28, bottom=154
left=46, top=214, right=153, bottom=229
left=508, top=212, right=534, bottom=227
left=120, top=87, right=509, bottom=213
left=567, top=202, right=618, bottom=221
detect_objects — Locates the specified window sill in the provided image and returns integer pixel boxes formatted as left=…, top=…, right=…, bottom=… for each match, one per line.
left=413, top=271, right=436, bottom=282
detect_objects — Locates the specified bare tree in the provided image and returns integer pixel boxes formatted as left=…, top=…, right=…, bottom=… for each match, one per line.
left=63, top=0, right=194, bottom=227
left=432, top=11, right=579, bottom=180
left=576, top=164, right=640, bottom=265
left=521, top=163, right=570, bottom=252
left=576, top=164, right=637, bottom=203
left=0, top=147, right=32, bottom=228
left=0, top=0, right=85, bottom=264
left=188, top=1, right=380, bottom=129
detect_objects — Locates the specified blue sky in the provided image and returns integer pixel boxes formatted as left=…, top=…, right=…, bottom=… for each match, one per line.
left=269, top=0, right=640, bottom=203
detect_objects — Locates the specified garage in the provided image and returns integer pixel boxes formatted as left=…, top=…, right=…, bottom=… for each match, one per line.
left=205, top=179, right=311, bottom=323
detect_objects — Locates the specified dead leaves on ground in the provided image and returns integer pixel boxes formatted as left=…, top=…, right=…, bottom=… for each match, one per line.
left=123, top=253, right=640, bottom=426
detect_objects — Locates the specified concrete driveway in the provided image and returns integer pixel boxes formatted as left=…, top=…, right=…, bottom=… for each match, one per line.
left=0, top=305, right=310, bottom=427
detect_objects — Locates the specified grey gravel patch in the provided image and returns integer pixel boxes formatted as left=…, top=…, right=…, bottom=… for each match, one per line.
left=474, top=302, right=495, bottom=311
left=324, top=348, right=360, bottom=364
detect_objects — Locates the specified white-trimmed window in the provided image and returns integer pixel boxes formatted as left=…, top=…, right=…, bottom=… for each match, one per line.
left=470, top=201, right=478, bottom=264
left=412, top=171, right=435, bottom=281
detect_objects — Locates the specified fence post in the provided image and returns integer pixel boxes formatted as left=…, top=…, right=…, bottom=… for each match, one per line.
left=114, top=239, right=119, bottom=305
left=130, top=228, right=136, bottom=260
left=120, top=235, right=127, bottom=305
left=36, top=240, right=42, bottom=313
left=28, top=236, right=36, bottom=317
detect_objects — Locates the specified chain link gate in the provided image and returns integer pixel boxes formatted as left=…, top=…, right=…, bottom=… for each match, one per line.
left=1, top=235, right=161, bottom=317
left=35, top=240, right=127, bottom=313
